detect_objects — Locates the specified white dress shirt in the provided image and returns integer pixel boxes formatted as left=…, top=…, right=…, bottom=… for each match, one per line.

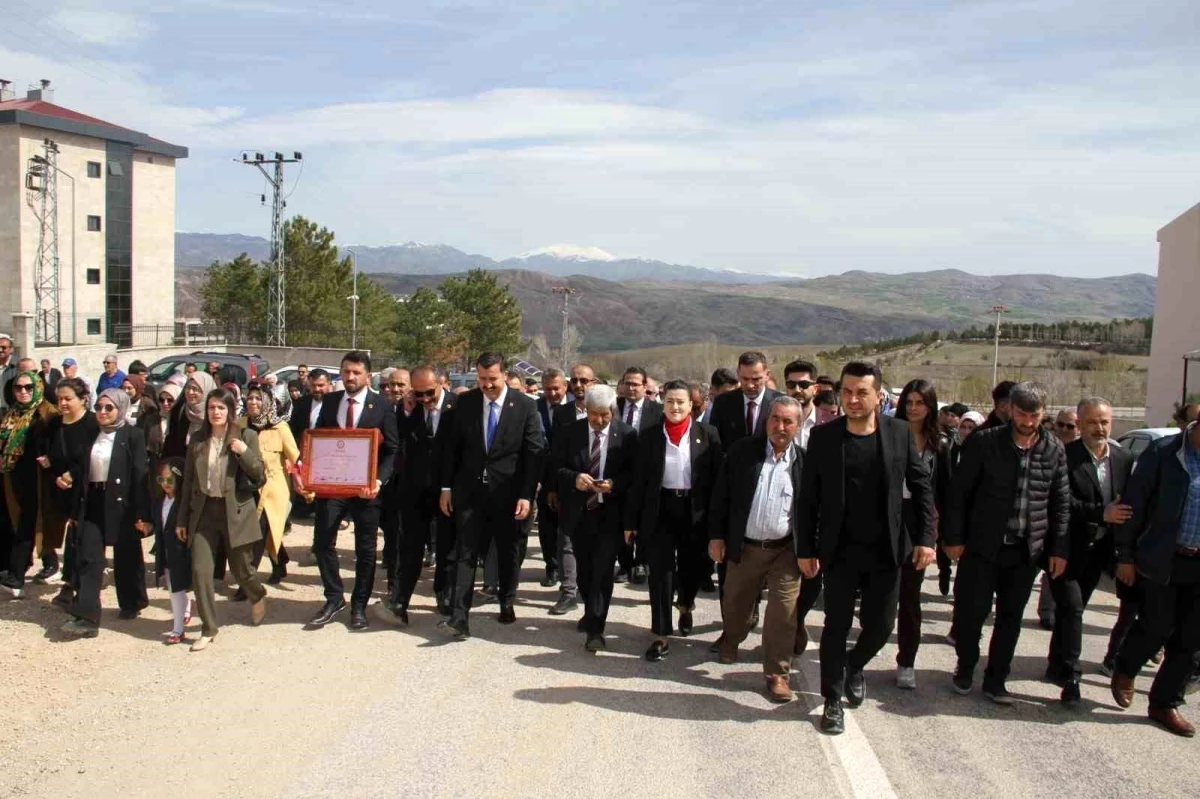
left=743, top=391, right=765, bottom=434
left=622, top=398, right=644, bottom=429
left=794, top=403, right=818, bottom=451
left=161, top=496, right=175, bottom=529
left=662, top=424, right=693, bottom=490
left=590, top=424, right=611, bottom=503
left=88, top=430, right=116, bottom=483
left=336, top=385, right=372, bottom=428
left=482, top=385, right=508, bottom=450
left=744, top=441, right=795, bottom=541
left=574, top=404, right=588, bottom=421
left=308, top=395, right=323, bottom=429
left=425, top=390, right=447, bottom=436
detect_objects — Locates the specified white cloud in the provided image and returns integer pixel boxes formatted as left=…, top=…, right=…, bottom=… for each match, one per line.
left=49, top=9, right=155, bottom=45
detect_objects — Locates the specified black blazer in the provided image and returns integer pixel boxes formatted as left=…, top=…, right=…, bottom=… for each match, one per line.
left=554, top=419, right=637, bottom=536
left=289, top=394, right=323, bottom=448
left=399, top=392, right=457, bottom=495
left=441, top=388, right=544, bottom=503
left=152, top=493, right=190, bottom=591
left=537, top=397, right=571, bottom=448
left=710, top=435, right=803, bottom=564
left=1065, top=438, right=1133, bottom=570
left=794, top=414, right=936, bottom=566
left=615, top=397, right=664, bottom=433
left=707, top=387, right=782, bottom=449
left=625, top=420, right=723, bottom=535
left=71, top=425, right=151, bottom=546
left=40, top=368, right=62, bottom=395
left=315, top=389, right=401, bottom=487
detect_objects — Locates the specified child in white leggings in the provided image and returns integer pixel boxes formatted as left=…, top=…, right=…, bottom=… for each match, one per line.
left=153, top=458, right=193, bottom=644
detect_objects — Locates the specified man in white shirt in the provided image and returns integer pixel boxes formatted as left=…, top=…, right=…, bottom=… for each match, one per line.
left=784, top=359, right=820, bottom=451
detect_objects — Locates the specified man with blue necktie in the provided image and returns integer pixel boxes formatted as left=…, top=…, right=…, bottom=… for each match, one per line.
left=439, top=352, right=544, bottom=638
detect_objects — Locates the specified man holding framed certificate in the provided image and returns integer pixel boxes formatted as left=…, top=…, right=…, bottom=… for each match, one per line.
left=298, top=351, right=400, bottom=630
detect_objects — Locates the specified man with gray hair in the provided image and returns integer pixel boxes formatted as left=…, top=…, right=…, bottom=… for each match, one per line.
left=1044, top=397, right=1134, bottom=704
left=551, top=382, right=638, bottom=652
left=943, top=381, right=1070, bottom=704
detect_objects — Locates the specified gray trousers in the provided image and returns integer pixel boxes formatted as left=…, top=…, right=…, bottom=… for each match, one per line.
left=558, top=524, right=578, bottom=599
left=191, top=496, right=265, bottom=637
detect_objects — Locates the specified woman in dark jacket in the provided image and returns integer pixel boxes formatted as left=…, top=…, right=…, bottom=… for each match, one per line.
left=60, top=388, right=151, bottom=638
left=152, top=456, right=192, bottom=644
left=45, top=377, right=99, bottom=608
left=893, top=379, right=952, bottom=689
left=176, top=387, right=267, bottom=652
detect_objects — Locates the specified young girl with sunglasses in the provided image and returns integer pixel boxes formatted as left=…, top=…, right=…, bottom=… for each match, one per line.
left=153, top=457, right=193, bottom=644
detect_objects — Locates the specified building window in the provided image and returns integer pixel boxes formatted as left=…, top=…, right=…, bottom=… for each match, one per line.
left=87, top=161, right=101, bottom=179
left=107, top=161, right=124, bottom=177
left=86, top=318, right=101, bottom=335
left=86, top=268, right=101, bottom=285
left=87, top=215, right=102, bottom=232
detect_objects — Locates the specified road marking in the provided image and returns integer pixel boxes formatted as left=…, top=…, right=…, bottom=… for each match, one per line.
left=795, top=654, right=899, bottom=799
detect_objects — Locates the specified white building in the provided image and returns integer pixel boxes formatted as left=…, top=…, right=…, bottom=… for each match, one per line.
left=0, top=80, right=187, bottom=348
left=1146, top=203, right=1200, bottom=426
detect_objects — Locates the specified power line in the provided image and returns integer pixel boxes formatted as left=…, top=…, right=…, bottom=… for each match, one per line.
left=239, top=151, right=303, bottom=346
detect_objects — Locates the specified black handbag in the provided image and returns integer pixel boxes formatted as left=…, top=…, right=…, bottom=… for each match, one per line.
left=234, top=429, right=267, bottom=495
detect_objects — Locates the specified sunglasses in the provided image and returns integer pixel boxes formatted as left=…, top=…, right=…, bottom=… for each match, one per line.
left=412, top=388, right=437, bottom=398
left=159, top=395, right=175, bottom=404
left=786, top=380, right=815, bottom=390
left=155, top=475, right=176, bottom=485
left=1055, top=422, right=1077, bottom=430
left=568, top=377, right=593, bottom=385
left=95, top=403, right=117, bottom=412
left=13, top=383, right=34, bottom=392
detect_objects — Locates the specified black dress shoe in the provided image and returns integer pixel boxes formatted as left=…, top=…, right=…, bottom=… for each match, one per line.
left=540, top=570, right=559, bottom=587
left=436, top=597, right=452, bottom=617
left=678, top=610, right=693, bottom=636
left=749, top=603, right=760, bottom=630
left=820, top=699, right=845, bottom=735
left=577, top=617, right=588, bottom=633
left=231, top=588, right=248, bottom=602
left=699, top=576, right=716, bottom=593
left=1061, top=679, right=1081, bottom=705
left=549, top=595, right=579, bottom=616
left=631, top=565, right=648, bottom=585
left=392, top=606, right=410, bottom=626
left=708, top=634, right=725, bottom=654
left=309, top=599, right=347, bottom=626
left=645, top=640, right=671, bottom=661
left=1044, top=663, right=1068, bottom=687
left=585, top=634, right=607, bottom=653
left=498, top=605, right=516, bottom=624
left=350, top=607, right=369, bottom=630
left=613, top=567, right=629, bottom=584
left=938, top=569, right=951, bottom=597
left=118, top=608, right=138, bottom=620
left=267, top=565, right=286, bottom=585
left=477, top=585, right=498, bottom=603
left=437, top=619, right=471, bottom=639
left=845, top=667, right=866, bottom=708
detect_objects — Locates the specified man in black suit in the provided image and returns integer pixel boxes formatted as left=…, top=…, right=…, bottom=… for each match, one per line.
left=1045, top=397, right=1134, bottom=703
left=614, top=366, right=663, bottom=584
left=288, top=368, right=333, bottom=522
left=438, top=352, right=544, bottom=638
left=545, top=363, right=597, bottom=614
left=39, top=359, right=62, bottom=395
left=554, top=383, right=637, bottom=651
left=535, top=368, right=571, bottom=587
left=796, top=361, right=936, bottom=735
left=301, top=353, right=400, bottom=630
left=385, top=364, right=458, bottom=623
left=706, top=351, right=782, bottom=449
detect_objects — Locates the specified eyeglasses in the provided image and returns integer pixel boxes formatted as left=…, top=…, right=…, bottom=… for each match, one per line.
left=155, top=475, right=176, bottom=485
left=786, top=380, right=815, bottom=390
left=95, top=403, right=117, bottom=412
left=623, top=380, right=644, bottom=388
left=12, top=383, right=34, bottom=392
left=412, top=388, right=437, bottom=398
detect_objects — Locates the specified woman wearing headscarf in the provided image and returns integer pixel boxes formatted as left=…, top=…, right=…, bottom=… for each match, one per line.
left=140, top=383, right=181, bottom=476
left=177, top=387, right=267, bottom=652
left=161, top=371, right=217, bottom=460
left=240, top=383, right=300, bottom=585
left=0, top=371, right=59, bottom=597
left=59, top=388, right=151, bottom=637
left=121, top=374, right=156, bottom=425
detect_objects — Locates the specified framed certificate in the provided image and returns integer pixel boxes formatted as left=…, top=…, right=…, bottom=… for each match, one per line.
left=299, top=428, right=380, bottom=499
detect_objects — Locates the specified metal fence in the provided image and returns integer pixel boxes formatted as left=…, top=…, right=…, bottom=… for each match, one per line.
left=113, top=322, right=229, bottom=349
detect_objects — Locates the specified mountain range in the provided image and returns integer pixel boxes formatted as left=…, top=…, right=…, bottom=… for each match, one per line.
left=175, top=231, right=1157, bottom=352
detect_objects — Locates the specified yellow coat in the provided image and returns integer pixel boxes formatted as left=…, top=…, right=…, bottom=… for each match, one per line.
left=241, top=420, right=299, bottom=556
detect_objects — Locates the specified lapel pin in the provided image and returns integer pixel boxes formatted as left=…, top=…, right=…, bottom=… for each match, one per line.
left=695, top=438, right=701, bottom=444
left=367, top=403, right=374, bottom=410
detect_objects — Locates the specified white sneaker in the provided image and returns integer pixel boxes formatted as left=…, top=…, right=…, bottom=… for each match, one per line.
left=896, top=666, right=917, bottom=689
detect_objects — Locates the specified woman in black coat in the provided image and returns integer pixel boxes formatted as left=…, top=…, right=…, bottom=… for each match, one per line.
left=60, top=388, right=151, bottom=638
left=152, top=456, right=192, bottom=644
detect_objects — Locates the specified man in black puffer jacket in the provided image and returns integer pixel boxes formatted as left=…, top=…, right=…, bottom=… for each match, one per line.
left=943, top=382, right=1070, bottom=704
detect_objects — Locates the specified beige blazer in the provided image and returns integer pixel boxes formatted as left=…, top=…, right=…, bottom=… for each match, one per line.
left=177, top=427, right=266, bottom=549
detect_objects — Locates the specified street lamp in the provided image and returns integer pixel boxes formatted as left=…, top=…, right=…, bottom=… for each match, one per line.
left=31, top=153, right=77, bottom=344
left=346, top=248, right=359, bottom=349
left=990, top=304, right=1009, bottom=388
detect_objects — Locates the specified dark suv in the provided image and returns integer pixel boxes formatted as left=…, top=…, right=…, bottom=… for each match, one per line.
left=146, top=352, right=271, bottom=394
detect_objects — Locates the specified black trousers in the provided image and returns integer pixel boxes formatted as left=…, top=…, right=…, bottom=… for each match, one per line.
left=1116, top=554, right=1200, bottom=709
left=3, top=473, right=37, bottom=586
left=250, top=513, right=290, bottom=570
left=574, top=504, right=621, bottom=635
left=450, top=489, right=523, bottom=625
left=1047, top=538, right=1111, bottom=678
left=953, top=545, right=1038, bottom=685
left=68, top=488, right=147, bottom=623
left=1105, top=579, right=1140, bottom=662
left=380, top=476, right=403, bottom=589
left=536, top=489, right=559, bottom=577
left=647, top=492, right=706, bottom=636
left=392, top=492, right=456, bottom=610
left=820, top=553, right=901, bottom=700
left=313, top=495, right=381, bottom=608
left=896, top=561, right=926, bottom=668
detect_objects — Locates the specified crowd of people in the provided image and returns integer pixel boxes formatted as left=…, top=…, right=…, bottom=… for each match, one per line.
left=1, top=333, right=1198, bottom=741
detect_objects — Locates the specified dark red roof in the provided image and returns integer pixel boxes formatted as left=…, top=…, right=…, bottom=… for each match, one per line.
left=0, top=98, right=125, bottom=131
left=0, top=97, right=187, bottom=158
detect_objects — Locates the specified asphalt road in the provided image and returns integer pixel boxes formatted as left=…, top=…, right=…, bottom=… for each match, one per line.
left=1, top=522, right=1196, bottom=799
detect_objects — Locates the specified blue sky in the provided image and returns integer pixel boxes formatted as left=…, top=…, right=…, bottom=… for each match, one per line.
left=3, top=0, right=1198, bottom=276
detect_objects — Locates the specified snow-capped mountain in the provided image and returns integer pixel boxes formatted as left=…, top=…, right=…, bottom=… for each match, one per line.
left=515, top=244, right=619, bottom=262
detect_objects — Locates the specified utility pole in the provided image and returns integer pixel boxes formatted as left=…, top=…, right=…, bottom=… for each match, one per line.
left=551, top=286, right=578, bottom=370
left=25, top=138, right=62, bottom=344
left=240, top=151, right=302, bottom=346
left=346, top=248, right=359, bottom=349
left=990, top=304, right=1009, bottom=388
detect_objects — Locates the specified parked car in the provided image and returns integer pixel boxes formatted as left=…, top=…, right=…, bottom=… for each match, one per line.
left=1117, top=427, right=1180, bottom=460
left=267, top=364, right=340, bottom=388
left=146, top=352, right=270, bottom=394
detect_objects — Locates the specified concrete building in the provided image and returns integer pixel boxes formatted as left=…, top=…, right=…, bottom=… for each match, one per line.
left=0, top=80, right=187, bottom=349
left=1146, top=203, right=1200, bottom=426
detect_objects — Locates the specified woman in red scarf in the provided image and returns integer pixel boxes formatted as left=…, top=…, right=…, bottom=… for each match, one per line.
left=624, top=379, right=724, bottom=661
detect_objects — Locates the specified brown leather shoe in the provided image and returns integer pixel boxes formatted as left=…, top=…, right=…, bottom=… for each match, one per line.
left=1111, top=672, right=1135, bottom=709
left=766, top=675, right=792, bottom=703
left=794, top=626, right=809, bottom=656
left=1149, top=706, right=1196, bottom=737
